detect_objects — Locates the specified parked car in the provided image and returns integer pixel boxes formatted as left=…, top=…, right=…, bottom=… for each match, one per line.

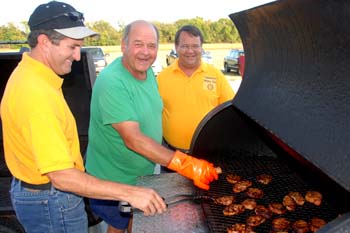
left=151, top=58, right=163, bottom=76
left=81, top=47, right=109, bottom=73
left=202, top=50, right=213, bottom=65
left=166, top=49, right=177, bottom=66
left=165, top=49, right=213, bottom=66
left=223, top=49, right=245, bottom=75
left=238, top=53, right=245, bottom=77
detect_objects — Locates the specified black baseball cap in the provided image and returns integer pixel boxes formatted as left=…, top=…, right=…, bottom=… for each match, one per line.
left=28, top=1, right=98, bottom=39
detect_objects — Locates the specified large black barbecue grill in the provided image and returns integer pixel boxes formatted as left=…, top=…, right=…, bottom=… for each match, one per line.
left=133, top=0, right=350, bottom=232
left=191, top=102, right=347, bottom=233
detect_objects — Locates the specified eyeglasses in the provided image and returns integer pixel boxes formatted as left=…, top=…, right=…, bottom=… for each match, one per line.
left=31, top=11, right=84, bottom=27
left=178, top=44, right=202, bottom=51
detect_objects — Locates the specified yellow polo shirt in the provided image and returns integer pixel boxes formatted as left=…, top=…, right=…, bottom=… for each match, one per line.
left=157, top=60, right=234, bottom=150
left=0, top=53, right=84, bottom=184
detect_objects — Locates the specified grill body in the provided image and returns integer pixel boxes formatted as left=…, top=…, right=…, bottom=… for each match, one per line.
left=227, top=0, right=350, bottom=192
left=192, top=102, right=350, bottom=232
left=189, top=0, right=350, bottom=231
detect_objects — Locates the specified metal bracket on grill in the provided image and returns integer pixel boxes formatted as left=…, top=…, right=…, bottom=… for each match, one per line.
left=119, top=201, right=133, bottom=213
left=165, top=194, right=215, bottom=206
left=119, top=194, right=215, bottom=213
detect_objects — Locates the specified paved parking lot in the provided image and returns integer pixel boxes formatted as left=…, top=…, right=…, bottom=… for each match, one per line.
left=105, top=48, right=243, bottom=93
left=226, top=75, right=242, bottom=93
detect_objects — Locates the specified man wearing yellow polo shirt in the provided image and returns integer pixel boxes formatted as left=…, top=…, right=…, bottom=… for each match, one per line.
left=157, top=25, right=235, bottom=152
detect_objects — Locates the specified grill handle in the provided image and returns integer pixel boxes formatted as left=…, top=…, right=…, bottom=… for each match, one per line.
left=119, top=194, right=215, bottom=213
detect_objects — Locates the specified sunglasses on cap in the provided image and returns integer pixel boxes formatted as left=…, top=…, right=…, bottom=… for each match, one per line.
left=31, top=11, right=85, bottom=28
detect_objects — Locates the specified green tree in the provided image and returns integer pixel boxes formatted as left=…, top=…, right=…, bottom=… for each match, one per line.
left=0, top=17, right=242, bottom=46
left=86, top=20, right=121, bottom=46
left=0, top=23, right=27, bottom=48
left=213, top=18, right=241, bottom=43
left=155, top=22, right=178, bottom=43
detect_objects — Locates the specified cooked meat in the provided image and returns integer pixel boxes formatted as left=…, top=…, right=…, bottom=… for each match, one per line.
left=233, top=180, right=253, bottom=193
left=256, top=174, right=272, bottom=185
left=227, top=223, right=245, bottom=233
left=283, top=195, right=296, bottom=211
left=288, top=191, right=305, bottom=206
left=305, top=191, right=322, bottom=206
left=227, top=223, right=256, bottom=233
left=223, top=204, right=245, bottom=216
left=246, top=215, right=266, bottom=227
left=309, top=217, right=326, bottom=232
left=292, top=220, right=309, bottom=233
left=226, top=174, right=242, bottom=184
left=255, top=205, right=272, bottom=219
left=246, top=187, right=264, bottom=199
left=271, top=217, right=290, bottom=232
left=227, top=223, right=246, bottom=233
left=241, top=198, right=257, bottom=210
left=268, top=202, right=287, bottom=215
left=215, top=195, right=235, bottom=206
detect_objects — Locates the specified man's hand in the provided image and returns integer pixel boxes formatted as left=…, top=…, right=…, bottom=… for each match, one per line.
left=126, top=186, right=167, bottom=216
left=167, top=150, right=219, bottom=190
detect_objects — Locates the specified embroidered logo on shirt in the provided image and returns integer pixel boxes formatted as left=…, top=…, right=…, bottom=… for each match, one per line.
left=203, top=77, right=217, bottom=91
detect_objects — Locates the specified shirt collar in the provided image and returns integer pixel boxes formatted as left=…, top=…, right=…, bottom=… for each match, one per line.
left=171, top=59, right=209, bottom=74
left=22, top=52, right=64, bottom=90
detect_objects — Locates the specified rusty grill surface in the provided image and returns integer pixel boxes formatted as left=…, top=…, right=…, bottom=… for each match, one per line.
left=198, top=155, right=339, bottom=233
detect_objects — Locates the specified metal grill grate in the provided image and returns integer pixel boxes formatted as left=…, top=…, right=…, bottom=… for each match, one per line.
left=198, top=155, right=339, bottom=233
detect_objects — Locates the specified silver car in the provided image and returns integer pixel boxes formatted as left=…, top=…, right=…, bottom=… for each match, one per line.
left=223, top=49, right=244, bottom=74
left=82, top=47, right=108, bottom=73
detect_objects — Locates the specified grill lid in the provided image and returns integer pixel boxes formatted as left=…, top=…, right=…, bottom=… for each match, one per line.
left=229, top=0, right=350, bottom=192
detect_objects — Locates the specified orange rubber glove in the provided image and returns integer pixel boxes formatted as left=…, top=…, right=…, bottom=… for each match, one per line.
left=167, top=150, right=219, bottom=190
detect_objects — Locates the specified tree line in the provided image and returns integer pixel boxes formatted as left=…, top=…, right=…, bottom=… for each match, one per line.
left=0, top=17, right=241, bottom=48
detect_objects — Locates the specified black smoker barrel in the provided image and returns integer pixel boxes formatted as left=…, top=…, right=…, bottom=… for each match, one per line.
left=190, top=0, right=350, bottom=232
left=229, top=0, right=350, bottom=192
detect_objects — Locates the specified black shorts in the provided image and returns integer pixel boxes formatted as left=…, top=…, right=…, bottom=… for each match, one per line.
left=89, top=198, right=131, bottom=230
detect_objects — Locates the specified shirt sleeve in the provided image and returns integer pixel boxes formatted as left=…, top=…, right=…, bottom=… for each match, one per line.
left=24, top=111, right=76, bottom=174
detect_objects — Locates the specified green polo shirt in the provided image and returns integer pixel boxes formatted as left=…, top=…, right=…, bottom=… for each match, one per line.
left=86, top=57, right=163, bottom=185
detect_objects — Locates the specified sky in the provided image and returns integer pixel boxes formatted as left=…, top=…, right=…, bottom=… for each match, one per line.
left=0, top=0, right=275, bottom=29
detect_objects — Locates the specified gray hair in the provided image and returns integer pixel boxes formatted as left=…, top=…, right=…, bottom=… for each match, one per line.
left=27, top=29, right=65, bottom=48
left=122, top=20, right=159, bottom=45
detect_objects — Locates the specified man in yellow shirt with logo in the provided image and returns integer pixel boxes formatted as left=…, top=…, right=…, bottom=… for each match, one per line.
left=157, top=25, right=235, bottom=152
